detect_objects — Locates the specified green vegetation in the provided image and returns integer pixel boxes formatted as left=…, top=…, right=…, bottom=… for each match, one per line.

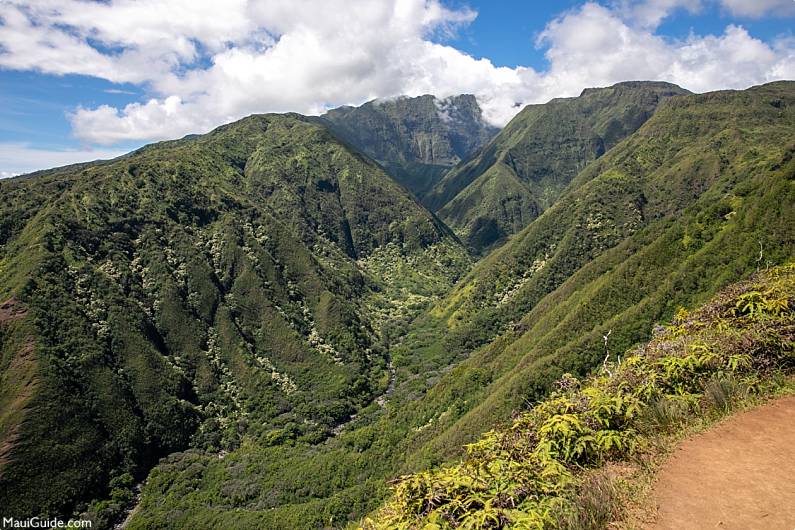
left=400, top=82, right=795, bottom=450
left=364, top=264, right=795, bottom=528
left=428, top=82, right=690, bottom=252
left=0, top=114, right=468, bottom=525
left=114, top=82, right=794, bottom=529
left=0, top=81, right=793, bottom=529
left=320, top=94, right=498, bottom=201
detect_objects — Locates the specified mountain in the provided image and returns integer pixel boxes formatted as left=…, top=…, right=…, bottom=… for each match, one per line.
left=427, top=81, right=690, bottom=252
left=319, top=94, right=498, bottom=201
left=381, top=80, right=795, bottom=465
left=0, top=114, right=470, bottom=523
left=1, top=81, right=793, bottom=530
left=122, top=81, right=794, bottom=529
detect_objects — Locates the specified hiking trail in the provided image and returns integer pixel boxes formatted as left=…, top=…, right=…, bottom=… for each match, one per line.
left=647, top=395, right=795, bottom=530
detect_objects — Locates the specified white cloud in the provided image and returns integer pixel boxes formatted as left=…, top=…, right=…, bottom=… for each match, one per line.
left=70, top=96, right=202, bottom=145
left=103, top=88, right=138, bottom=95
left=616, top=0, right=703, bottom=29
left=0, top=0, right=793, bottom=145
left=720, top=0, right=795, bottom=18
left=536, top=3, right=794, bottom=97
left=0, top=143, right=128, bottom=177
left=617, top=0, right=795, bottom=25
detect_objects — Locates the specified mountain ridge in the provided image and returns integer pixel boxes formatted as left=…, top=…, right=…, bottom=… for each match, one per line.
left=428, top=81, right=690, bottom=253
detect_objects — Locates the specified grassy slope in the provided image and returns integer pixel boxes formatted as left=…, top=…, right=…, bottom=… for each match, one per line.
left=391, top=82, right=795, bottom=465
left=430, top=82, right=689, bottom=253
left=125, top=82, right=794, bottom=528
left=0, top=114, right=469, bottom=523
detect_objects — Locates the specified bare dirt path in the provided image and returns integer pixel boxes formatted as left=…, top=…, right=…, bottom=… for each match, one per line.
left=647, top=395, right=795, bottom=530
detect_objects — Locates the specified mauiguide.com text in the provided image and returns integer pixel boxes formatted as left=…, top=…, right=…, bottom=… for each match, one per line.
left=2, top=518, right=91, bottom=529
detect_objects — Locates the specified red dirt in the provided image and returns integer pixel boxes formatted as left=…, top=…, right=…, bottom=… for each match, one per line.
left=0, top=297, right=35, bottom=472
left=0, top=298, right=27, bottom=323
left=648, top=395, right=795, bottom=530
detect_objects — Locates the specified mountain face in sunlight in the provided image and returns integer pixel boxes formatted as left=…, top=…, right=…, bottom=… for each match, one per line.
left=320, top=94, right=498, bottom=202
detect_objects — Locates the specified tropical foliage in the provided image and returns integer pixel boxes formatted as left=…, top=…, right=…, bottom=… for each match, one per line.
left=364, top=264, right=795, bottom=528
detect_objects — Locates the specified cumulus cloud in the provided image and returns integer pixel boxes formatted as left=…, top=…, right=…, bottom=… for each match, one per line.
left=720, top=0, right=795, bottom=18
left=616, top=0, right=703, bottom=29
left=0, top=0, right=793, bottom=144
left=0, top=143, right=128, bottom=177
left=618, top=0, right=795, bottom=25
left=69, top=96, right=202, bottom=145
left=536, top=4, right=793, bottom=96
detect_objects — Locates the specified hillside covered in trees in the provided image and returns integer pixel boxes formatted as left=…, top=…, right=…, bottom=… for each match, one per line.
left=0, top=81, right=793, bottom=529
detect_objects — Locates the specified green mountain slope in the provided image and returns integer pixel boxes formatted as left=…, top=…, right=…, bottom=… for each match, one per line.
left=320, top=94, right=498, bottom=201
left=384, top=80, right=795, bottom=465
left=429, top=81, right=690, bottom=252
left=114, top=82, right=794, bottom=530
left=0, top=114, right=469, bottom=522
left=367, top=263, right=795, bottom=528
left=1, top=82, right=792, bottom=530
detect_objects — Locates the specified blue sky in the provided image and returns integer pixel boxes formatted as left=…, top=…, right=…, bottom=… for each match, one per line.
left=1, top=0, right=794, bottom=176
left=448, top=1, right=795, bottom=68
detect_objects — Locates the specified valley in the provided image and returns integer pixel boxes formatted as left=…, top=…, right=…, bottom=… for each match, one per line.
left=0, top=81, right=793, bottom=529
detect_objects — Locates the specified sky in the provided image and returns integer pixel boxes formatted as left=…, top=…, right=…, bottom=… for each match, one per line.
left=1, top=0, right=794, bottom=177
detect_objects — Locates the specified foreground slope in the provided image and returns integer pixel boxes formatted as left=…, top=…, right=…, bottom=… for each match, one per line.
left=366, top=264, right=795, bottom=528
left=123, top=82, right=794, bottom=529
left=0, top=114, right=469, bottom=521
left=320, top=94, right=498, bottom=201
left=428, top=81, right=689, bottom=252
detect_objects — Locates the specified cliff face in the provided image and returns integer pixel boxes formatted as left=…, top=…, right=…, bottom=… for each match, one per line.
left=320, top=94, right=498, bottom=200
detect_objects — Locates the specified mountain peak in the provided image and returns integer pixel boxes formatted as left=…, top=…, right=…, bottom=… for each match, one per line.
left=319, top=93, right=498, bottom=201
left=579, top=80, right=689, bottom=97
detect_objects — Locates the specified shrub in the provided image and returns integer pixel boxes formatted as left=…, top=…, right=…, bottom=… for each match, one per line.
left=640, top=396, right=690, bottom=432
left=702, top=375, right=749, bottom=413
left=556, top=471, right=622, bottom=530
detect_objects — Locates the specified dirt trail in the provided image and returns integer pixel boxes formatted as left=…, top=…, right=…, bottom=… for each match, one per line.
left=647, top=395, right=795, bottom=530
